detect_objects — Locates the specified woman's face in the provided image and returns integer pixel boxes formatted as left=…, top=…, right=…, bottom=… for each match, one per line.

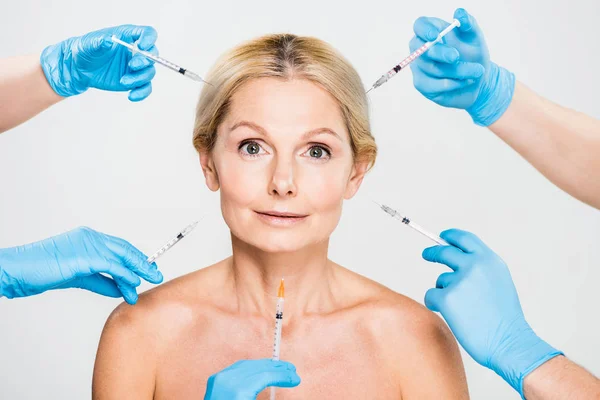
left=200, top=77, right=367, bottom=253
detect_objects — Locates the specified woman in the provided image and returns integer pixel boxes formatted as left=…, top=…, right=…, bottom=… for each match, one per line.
left=92, top=33, right=469, bottom=399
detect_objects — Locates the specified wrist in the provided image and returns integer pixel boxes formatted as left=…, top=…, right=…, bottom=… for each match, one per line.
left=467, top=62, right=515, bottom=127
left=40, top=39, right=87, bottom=98
left=490, top=324, right=563, bottom=398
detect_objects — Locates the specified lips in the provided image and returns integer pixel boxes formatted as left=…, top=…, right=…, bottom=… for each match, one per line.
left=254, top=210, right=309, bottom=227
left=256, top=211, right=308, bottom=218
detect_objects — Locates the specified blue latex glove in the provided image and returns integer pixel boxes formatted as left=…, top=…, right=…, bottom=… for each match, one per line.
left=0, top=227, right=163, bottom=304
left=409, top=8, right=515, bottom=126
left=204, top=359, right=301, bottom=400
left=422, top=229, right=563, bottom=398
left=40, top=25, right=159, bottom=101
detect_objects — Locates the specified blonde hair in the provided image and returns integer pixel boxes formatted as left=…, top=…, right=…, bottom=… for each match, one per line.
left=192, top=33, right=377, bottom=168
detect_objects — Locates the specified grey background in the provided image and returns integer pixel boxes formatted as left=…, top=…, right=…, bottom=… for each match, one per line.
left=1, top=0, right=598, bottom=398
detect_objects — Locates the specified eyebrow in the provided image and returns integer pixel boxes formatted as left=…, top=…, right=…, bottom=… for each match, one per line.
left=229, top=120, right=342, bottom=141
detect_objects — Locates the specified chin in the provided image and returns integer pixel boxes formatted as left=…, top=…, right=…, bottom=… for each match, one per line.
left=255, top=231, right=316, bottom=253
left=236, top=228, right=329, bottom=253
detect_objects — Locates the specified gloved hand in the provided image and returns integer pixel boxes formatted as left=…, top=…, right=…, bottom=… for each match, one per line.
left=422, top=229, right=562, bottom=398
left=204, top=359, right=301, bottom=400
left=0, top=226, right=163, bottom=304
left=40, top=24, right=159, bottom=101
left=409, top=8, right=515, bottom=126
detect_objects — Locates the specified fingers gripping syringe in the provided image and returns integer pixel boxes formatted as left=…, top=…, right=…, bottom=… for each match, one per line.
left=146, top=221, right=199, bottom=264
left=366, top=18, right=461, bottom=93
left=111, top=35, right=212, bottom=85
left=374, top=202, right=449, bottom=246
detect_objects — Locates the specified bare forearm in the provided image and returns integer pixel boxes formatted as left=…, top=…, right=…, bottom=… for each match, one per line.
left=0, top=54, right=63, bottom=134
left=523, top=355, right=600, bottom=399
left=489, top=82, right=600, bottom=210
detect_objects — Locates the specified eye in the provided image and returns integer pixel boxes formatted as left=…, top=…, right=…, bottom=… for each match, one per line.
left=239, top=141, right=265, bottom=157
left=305, top=145, right=331, bottom=160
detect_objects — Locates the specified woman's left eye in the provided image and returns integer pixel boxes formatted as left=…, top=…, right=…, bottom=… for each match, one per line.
left=304, top=145, right=331, bottom=160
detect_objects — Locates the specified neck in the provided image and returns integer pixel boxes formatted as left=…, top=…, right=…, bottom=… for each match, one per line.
left=227, top=234, right=336, bottom=321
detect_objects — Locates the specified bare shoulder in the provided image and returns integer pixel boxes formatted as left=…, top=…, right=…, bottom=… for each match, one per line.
left=332, top=262, right=448, bottom=339
left=92, top=260, right=231, bottom=399
left=106, top=261, right=226, bottom=332
left=332, top=263, right=469, bottom=399
left=368, top=286, right=454, bottom=348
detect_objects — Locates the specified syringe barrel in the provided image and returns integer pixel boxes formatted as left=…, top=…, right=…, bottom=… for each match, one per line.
left=408, top=221, right=449, bottom=246
left=272, top=298, right=284, bottom=360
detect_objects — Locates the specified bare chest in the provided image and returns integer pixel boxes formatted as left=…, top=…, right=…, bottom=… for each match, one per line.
left=154, top=321, right=402, bottom=399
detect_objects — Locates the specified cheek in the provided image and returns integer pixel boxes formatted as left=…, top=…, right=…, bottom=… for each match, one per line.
left=216, top=156, right=267, bottom=209
left=299, top=161, right=352, bottom=210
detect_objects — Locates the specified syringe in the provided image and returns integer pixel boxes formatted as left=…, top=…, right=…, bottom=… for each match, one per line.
left=146, top=221, right=199, bottom=264
left=111, top=35, right=212, bottom=85
left=366, top=18, right=461, bottom=93
left=270, top=279, right=285, bottom=400
left=373, top=201, right=449, bottom=246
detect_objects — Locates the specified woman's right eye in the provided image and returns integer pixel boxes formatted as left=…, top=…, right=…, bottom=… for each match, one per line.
left=239, top=141, right=265, bottom=156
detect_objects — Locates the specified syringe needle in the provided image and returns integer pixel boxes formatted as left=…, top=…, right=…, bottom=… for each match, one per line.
left=370, top=198, right=383, bottom=208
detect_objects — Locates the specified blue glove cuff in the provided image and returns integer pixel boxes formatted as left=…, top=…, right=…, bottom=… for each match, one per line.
left=0, top=252, right=14, bottom=299
left=0, top=248, right=26, bottom=299
left=493, top=333, right=563, bottom=398
left=40, top=40, right=87, bottom=98
left=0, top=263, right=5, bottom=298
left=517, top=350, right=564, bottom=399
left=467, top=63, right=515, bottom=127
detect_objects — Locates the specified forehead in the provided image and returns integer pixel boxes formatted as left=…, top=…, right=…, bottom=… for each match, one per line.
left=224, top=77, right=348, bottom=137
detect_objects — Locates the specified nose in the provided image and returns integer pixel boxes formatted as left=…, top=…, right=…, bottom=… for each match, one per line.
left=268, top=155, right=297, bottom=197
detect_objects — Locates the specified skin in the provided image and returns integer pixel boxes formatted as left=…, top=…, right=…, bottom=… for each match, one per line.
left=489, top=81, right=600, bottom=210
left=523, top=356, right=600, bottom=400
left=93, top=77, right=469, bottom=399
left=0, top=55, right=63, bottom=133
